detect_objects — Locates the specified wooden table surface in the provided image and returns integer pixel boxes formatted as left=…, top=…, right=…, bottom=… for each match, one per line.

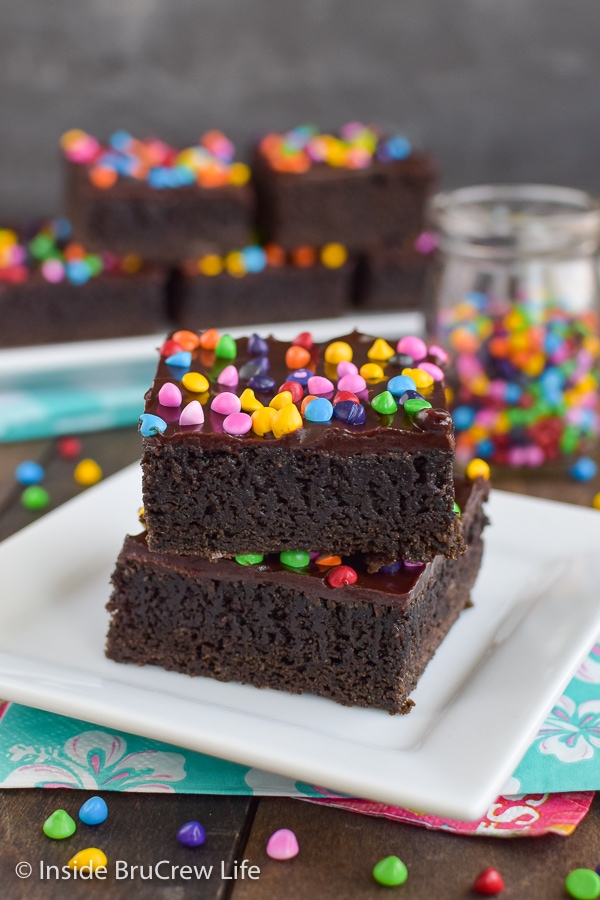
left=0, top=428, right=599, bottom=899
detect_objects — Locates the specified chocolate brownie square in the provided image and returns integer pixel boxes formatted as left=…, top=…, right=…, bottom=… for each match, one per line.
left=354, top=234, right=437, bottom=315
left=139, top=328, right=463, bottom=563
left=62, top=130, right=255, bottom=262
left=0, top=220, right=168, bottom=347
left=173, top=244, right=353, bottom=329
left=252, top=124, right=438, bottom=251
left=106, top=477, right=488, bottom=714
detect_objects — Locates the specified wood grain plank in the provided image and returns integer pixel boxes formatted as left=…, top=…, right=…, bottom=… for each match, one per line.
left=0, top=789, right=254, bottom=900
left=231, top=795, right=600, bottom=900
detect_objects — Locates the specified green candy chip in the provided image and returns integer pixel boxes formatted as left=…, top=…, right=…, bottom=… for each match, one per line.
left=371, top=391, right=398, bottom=416
left=215, top=334, right=237, bottom=359
left=565, top=869, right=600, bottom=900
left=235, top=554, right=264, bottom=566
left=43, top=809, right=77, bottom=840
left=372, top=855, right=408, bottom=887
left=404, top=398, right=432, bottom=416
left=454, top=501, right=461, bottom=517
left=21, top=485, right=50, bottom=510
left=279, top=550, right=311, bottom=569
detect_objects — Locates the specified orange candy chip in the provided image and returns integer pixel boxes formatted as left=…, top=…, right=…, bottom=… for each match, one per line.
left=315, top=554, right=342, bottom=567
left=285, top=345, right=311, bottom=369
left=89, top=166, right=118, bottom=189
left=198, top=328, right=221, bottom=350
left=264, top=244, right=287, bottom=267
left=172, top=330, right=201, bottom=351
left=301, top=394, right=318, bottom=415
left=291, top=246, right=317, bottom=268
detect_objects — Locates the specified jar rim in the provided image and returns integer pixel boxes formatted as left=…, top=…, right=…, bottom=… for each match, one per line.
left=431, top=184, right=600, bottom=258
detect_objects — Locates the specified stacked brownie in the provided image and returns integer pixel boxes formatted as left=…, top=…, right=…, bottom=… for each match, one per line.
left=106, top=327, right=488, bottom=713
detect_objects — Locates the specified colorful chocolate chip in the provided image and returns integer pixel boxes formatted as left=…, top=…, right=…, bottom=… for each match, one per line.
left=570, top=457, right=597, bottom=482
left=388, top=374, right=417, bottom=397
left=332, top=400, right=366, bottom=424
left=337, top=373, right=366, bottom=393
left=57, top=436, right=82, bottom=459
left=182, top=372, right=209, bottom=393
left=15, top=460, right=45, bottom=485
left=199, top=328, right=220, bottom=350
left=235, top=553, right=265, bottom=566
left=177, top=821, right=207, bottom=848
left=165, top=350, right=192, bottom=369
left=315, top=553, right=342, bottom=567
left=280, top=550, right=310, bottom=568
left=360, top=362, right=385, bottom=381
left=215, top=334, right=237, bottom=359
left=223, top=412, right=253, bottom=435
left=404, top=398, right=432, bottom=416
left=473, top=867, right=505, bottom=895
left=286, top=345, right=311, bottom=369
left=326, top=565, right=358, bottom=587
left=74, top=459, right=102, bottom=486
left=287, top=368, right=313, bottom=385
left=270, top=391, right=294, bottom=410
left=291, top=331, right=313, bottom=350
left=266, top=828, right=299, bottom=860
left=466, top=458, right=491, bottom=481
left=67, top=847, right=108, bottom=873
left=78, top=796, right=108, bottom=826
left=139, top=413, right=167, bottom=436
left=43, top=809, right=77, bottom=840
left=337, top=360, right=358, bottom=377
left=307, top=375, right=334, bottom=395
left=272, top=404, right=303, bottom=438
left=251, top=407, right=276, bottom=436
left=278, top=381, right=304, bottom=402
left=367, top=338, right=395, bottom=361
left=304, top=398, right=333, bottom=422
left=248, top=374, right=276, bottom=392
left=217, top=365, right=239, bottom=387
left=247, top=334, right=269, bottom=355
left=239, top=357, right=270, bottom=379
left=324, top=341, right=353, bottom=364
left=372, top=855, right=408, bottom=887
left=240, top=389, right=263, bottom=412
left=371, top=391, right=397, bottom=415
left=158, top=382, right=183, bottom=407
left=403, top=367, right=434, bottom=389
left=396, top=335, right=427, bottom=361
left=565, top=869, right=600, bottom=900
left=211, top=392, right=241, bottom=415
left=172, top=330, right=201, bottom=351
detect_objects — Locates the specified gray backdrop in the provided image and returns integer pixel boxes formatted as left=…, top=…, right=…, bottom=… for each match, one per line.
left=1, top=0, right=599, bottom=219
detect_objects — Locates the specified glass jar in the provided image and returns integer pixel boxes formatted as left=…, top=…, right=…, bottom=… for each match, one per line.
left=431, top=184, right=600, bottom=472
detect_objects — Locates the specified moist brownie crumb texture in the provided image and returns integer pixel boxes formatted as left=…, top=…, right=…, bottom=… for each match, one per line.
left=106, top=326, right=489, bottom=714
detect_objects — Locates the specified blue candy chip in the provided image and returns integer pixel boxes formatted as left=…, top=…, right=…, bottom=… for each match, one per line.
left=570, top=457, right=598, bottom=482
left=332, top=400, right=366, bottom=425
left=242, top=246, right=267, bottom=274
left=165, top=351, right=192, bottom=369
left=79, top=796, right=108, bottom=826
left=287, top=368, right=314, bottom=386
left=139, top=414, right=167, bottom=436
left=248, top=375, right=276, bottom=392
left=247, top=334, right=269, bottom=356
left=15, top=460, right=45, bottom=485
left=385, top=135, right=412, bottom=160
left=239, top=357, right=269, bottom=379
left=304, top=398, right=333, bottom=423
left=452, top=405, right=476, bottom=430
left=379, top=560, right=403, bottom=575
left=65, top=260, right=91, bottom=285
left=398, top=389, right=422, bottom=406
left=387, top=375, right=417, bottom=397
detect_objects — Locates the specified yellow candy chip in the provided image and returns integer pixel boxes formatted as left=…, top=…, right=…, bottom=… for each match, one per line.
left=445, top=386, right=454, bottom=405
left=496, top=411, right=511, bottom=434
left=225, top=251, right=246, bottom=277
left=470, top=375, right=489, bottom=396
left=466, top=458, right=491, bottom=481
left=175, top=148, right=199, bottom=169
left=360, top=362, right=385, bottom=381
left=138, top=506, right=145, bottom=525
left=324, top=341, right=353, bottom=365
left=270, top=391, right=293, bottom=410
left=67, top=847, right=108, bottom=872
left=121, top=253, right=142, bottom=273
left=60, top=128, right=88, bottom=149
left=74, top=459, right=102, bottom=486
left=240, top=388, right=263, bottom=413
left=402, top=367, right=434, bottom=389
left=198, top=254, right=223, bottom=276
left=182, top=372, right=209, bottom=393
left=469, top=425, right=489, bottom=442
left=251, top=407, right=276, bottom=436
left=320, top=243, right=348, bottom=269
left=367, top=338, right=395, bottom=362
left=592, top=492, right=600, bottom=510
left=0, top=228, right=17, bottom=249
left=229, top=162, right=251, bottom=186
left=522, top=353, right=545, bottom=378
left=272, top=403, right=303, bottom=439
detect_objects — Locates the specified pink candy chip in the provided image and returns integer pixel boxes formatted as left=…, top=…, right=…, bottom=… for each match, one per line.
left=223, top=412, right=252, bottom=435
left=418, top=361, right=444, bottom=382
left=337, top=360, right=358, bottom=377
left=266, top=828, right=299, bottom=861
left=211, top=392, right=241, bottom=415
left=179, top=401, right=204, bottom=426
left=337, top=373, right=367, bottom=393
left=307, top=375, right=334, bottom=395
left=158, top=382, right=183, bottom=407
left=428, top=343, right=449, bottom=365
left=396, top=335, right=427, bottom=361
left=217, top=365, right=239, bottom=388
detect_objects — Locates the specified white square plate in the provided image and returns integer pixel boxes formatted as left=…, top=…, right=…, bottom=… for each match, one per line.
left=0, top=463, right=599, bottom=820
